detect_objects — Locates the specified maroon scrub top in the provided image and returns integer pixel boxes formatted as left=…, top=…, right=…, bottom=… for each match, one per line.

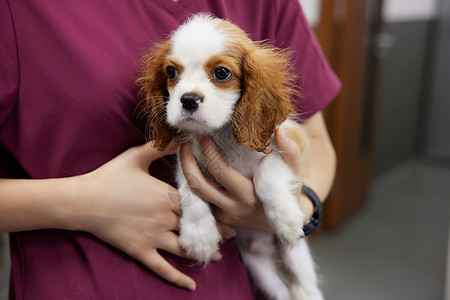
left=0, top=0, right=341, bottom=299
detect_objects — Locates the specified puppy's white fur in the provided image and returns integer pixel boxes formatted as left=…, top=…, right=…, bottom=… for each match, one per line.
left=166, top=17, right=239, bottom=133
left=150, top=15, right=323, bottom=300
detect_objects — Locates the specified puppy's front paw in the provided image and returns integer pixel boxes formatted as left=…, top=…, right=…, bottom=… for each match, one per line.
left=254, top=155, right=307, bottom=246
left=272, top=207, right=305, bottom=245
left=179, top=213, right=222, bottom=262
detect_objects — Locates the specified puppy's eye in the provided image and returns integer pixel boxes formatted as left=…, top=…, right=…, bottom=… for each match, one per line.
left=166, top=66, right=178, bottom=80
left=214, top=67, right=232, bottom=82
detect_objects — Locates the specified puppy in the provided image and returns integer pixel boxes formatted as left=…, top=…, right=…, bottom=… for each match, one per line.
left=137, top=14, right=324, bottom=300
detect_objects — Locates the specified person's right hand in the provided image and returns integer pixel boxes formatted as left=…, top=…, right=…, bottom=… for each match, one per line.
left=71, top=141, right=197, bottom=291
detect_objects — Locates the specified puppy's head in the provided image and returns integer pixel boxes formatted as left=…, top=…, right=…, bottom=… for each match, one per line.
left=137, top=14, right=297, bottom=153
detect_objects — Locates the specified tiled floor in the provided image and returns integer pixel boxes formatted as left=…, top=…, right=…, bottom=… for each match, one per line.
left=0, top=159, right=449, bottom=300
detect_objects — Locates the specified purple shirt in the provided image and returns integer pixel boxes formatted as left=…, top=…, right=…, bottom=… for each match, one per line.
left=0, top=0, right=341, bottom=299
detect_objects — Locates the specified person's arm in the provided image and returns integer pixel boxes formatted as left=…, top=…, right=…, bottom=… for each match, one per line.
left=178, top=111, right=336, bottom=233
left=276, top=112, right=336, bottom=218
left=0, top=141, right=197, bottom=291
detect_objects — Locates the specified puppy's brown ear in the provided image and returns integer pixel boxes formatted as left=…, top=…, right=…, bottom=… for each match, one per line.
left=232, top=44, right=297, bottom=154
left=136, top=41, right=176, bottom=151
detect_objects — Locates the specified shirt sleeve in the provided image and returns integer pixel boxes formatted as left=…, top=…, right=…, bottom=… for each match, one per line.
left=270, top=0, right=341, bottom=119
left=0, top=0, right=19, bottom=128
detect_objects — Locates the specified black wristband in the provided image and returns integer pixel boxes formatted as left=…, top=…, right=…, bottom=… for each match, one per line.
left=301, top=185, right=323, bottom=237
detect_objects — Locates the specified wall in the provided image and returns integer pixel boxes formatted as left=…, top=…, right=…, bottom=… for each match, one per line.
left=298, top=0, right=321, bottom=27
left=422, top=0, right=450, bottom=161
left=383, top=0, right=438, bottom=22
left=374, top=0, right=439, bottom=176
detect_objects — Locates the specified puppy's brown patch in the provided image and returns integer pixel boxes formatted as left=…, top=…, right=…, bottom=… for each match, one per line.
left=164, top=57, right=184, bottom=88
left=203, top=54, right=242, bottom=91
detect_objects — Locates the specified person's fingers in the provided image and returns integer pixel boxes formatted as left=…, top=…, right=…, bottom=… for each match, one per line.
left=165, top=211, right=181, bottom=231
left=159, top=232, right=222, bottom=262
left=179, top=142, right=233, bottom=209
left=141, top=250, right=196, bottom=291
left=274, top=128, right=302, bottom=169
left=166, top=184, right=183, bottom=217
left=158, top=232, right=190, bottom=258
left=197, top=137, right=254, bottom=200
left=132, top=139, right=179, bottom=168
left=216, top=220, right=236, bottom=240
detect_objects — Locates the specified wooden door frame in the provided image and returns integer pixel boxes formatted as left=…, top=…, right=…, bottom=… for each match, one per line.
left=317, top=0, right=383, bottom=229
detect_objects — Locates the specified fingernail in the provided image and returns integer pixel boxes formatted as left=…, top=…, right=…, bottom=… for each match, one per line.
left=276, top=128, right=288, bottom=145
left=199, top=135, right=215, bottom=148
left=198, top=135, right=208, bottom=144
left=176, top=133, right=188, bottom=140
left=210, top=251, right=222, bottom=262
left=187, top=282, right=196, bottom=291
left=222, top=227, right=236, bottom=239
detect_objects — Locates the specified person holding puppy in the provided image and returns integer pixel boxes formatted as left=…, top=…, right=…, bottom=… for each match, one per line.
left=0, top=0, right=339, bottom=298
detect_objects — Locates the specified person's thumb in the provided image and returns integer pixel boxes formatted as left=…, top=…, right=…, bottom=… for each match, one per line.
left=274, top=128, right=302, bottom=169
left=132, top=139, right=179, bottom=168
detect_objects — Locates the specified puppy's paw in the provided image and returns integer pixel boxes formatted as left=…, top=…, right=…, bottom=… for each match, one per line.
left=253, top=155, right=307, bottom=246
left=270, top=206, right=305, bottom=245
left=290, top=283, right=309, bottom=300
left=179, top=214, right=222, bottom=262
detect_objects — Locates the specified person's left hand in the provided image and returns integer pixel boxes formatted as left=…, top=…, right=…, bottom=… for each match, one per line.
left=178, top=129, right=311, bottom=235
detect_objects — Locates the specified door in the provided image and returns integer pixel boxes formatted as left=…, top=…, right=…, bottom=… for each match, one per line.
left=317, top=0, right=383, bottom=229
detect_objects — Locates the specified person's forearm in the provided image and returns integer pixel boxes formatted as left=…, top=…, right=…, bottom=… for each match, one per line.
left=0, top=142, right=197, bottom=290
left=298, top=112, right=337, bottom=219
left=0, top=177, right=80, bottom=232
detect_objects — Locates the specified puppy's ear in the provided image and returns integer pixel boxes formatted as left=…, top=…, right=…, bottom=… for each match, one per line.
left=232, top=44, right=297, bottom=154
left=136, top=41, right=176, bottom=151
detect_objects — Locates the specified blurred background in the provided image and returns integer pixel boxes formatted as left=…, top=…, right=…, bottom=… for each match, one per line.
left=301, top=0, right=450, bottom=299
left=1, top=0, right=449, bottom=299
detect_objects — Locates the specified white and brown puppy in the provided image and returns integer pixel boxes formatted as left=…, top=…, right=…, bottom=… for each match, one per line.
left=137, top=14, right=323, bottom=300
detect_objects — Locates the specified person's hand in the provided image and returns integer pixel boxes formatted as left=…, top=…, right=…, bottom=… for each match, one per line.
left=178, top=129, right=314, bottom=234
left=179, top=137, right=272, bottom=234
left=274, top=128, right=314, bottom=219
left=72, top=141, right=197, bottom=291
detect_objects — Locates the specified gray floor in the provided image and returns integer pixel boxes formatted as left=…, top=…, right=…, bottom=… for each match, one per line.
left=0, top=234, right=8, bottom=300
left=310, top=159, right=450, bottom=300
left=0, top=159, right=449, bottom=300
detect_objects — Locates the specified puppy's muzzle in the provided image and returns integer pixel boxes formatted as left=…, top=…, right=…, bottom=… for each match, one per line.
left=181, top=93, right=203, bottom=112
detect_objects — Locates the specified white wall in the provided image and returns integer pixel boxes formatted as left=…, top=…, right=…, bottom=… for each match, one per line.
left=383, top=0, right=439, bottom=22
left=300, top=0, right=440, bottom=25
left=298, top=0, right=321, bottom=27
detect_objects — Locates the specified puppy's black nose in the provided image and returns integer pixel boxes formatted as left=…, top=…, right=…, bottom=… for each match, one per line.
left=180, top=93, right=202, bottom=112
